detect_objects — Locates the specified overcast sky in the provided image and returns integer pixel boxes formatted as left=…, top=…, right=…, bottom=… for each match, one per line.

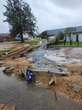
left=0, top=0, right=82, bottom=33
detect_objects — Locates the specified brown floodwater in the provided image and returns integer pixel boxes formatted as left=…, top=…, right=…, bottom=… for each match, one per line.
left=0, top=68, right=82, bottom=110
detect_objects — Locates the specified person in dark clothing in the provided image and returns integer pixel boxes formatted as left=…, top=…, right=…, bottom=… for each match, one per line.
left=69, top=37, right=72, bottom=45
left=76, top=34, right=79, bottom=46
left=64, top=37, right=66, bottom=45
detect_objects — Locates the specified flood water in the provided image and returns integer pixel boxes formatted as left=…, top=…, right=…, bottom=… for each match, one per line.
left=0, top=68, right=55, bottom=110
left=0, top=67, right=82, bottom=110
left=27, top=48, right=58, bottom=70
left=27, top=47, right=79, bottom=75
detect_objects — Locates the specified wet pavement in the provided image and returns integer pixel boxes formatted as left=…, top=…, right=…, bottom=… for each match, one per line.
left=0, top=68, right=82, bottom=110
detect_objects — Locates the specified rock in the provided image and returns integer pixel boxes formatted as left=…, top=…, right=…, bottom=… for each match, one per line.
left=72, top=84, right=82, bottom=92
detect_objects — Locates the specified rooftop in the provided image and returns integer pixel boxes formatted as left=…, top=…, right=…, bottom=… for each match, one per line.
left=42, top=26, right=82, bottom=36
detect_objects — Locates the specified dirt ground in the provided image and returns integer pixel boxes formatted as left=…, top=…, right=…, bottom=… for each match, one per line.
left=35, top=63, right=82, bottom=103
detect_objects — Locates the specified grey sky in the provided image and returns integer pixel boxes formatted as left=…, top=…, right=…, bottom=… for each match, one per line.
left=0, top=0, right=82, bottom=33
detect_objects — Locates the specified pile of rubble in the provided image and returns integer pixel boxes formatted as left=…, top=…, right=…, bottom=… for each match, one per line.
left=3, top=57, right=32, bottom=76
left=0, top=104, right=15, bottom=110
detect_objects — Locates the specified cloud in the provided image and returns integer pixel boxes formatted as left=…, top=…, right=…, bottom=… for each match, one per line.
left=51, top=0, right=82, bottom=10
left=27, top=0, right=82, bottom=32
left=0, top=0, right=82, bottom=33
left=0, top=0, right=9, bottom=33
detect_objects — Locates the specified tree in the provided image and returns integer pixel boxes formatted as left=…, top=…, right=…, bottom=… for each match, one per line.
left=4, top=0, right=36, bottom=42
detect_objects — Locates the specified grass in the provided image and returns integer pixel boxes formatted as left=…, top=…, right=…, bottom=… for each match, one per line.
left=48, top=42, right=82, bottom=48
left=63, top=42, right=82, bottom=46
left=3, top=38, right=41, bottom=46
left=60, top=42, right=82, bottom=47
left=25, top=38, right=40, bottom=45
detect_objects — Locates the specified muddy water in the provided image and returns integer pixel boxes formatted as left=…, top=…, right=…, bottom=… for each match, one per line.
left=0, top=68, right=82, bottom=110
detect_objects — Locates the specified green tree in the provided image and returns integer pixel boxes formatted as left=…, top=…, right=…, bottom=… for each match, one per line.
left=4, top=0, right=36, bottom=42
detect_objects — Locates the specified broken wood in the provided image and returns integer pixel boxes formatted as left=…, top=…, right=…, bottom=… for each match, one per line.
left=0, top=104, right=16, bottom=110
left=48, top=76, right=56, bottom=86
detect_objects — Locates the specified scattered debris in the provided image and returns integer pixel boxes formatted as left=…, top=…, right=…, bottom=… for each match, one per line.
left=1, top=43, right=82, bottom=104
left=0, top=104, right=16, bottom=110
left=48, top=77, right=56, bottom=86
left=35, top=80, right=43, bottom=87
left=3, top=57, right=32, bottom=76
left=0, top=61, right=4, bottom=67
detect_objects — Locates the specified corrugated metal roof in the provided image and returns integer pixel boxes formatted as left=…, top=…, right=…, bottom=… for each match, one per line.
left=76, top=26, right=82, bottom=32
left=44, top=26, right=82, bottom=36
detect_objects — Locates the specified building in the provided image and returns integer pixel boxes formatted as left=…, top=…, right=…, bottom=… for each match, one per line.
left=0, top=33, right=14, bottom=42
left=41, top=26, right=82, bottom=37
